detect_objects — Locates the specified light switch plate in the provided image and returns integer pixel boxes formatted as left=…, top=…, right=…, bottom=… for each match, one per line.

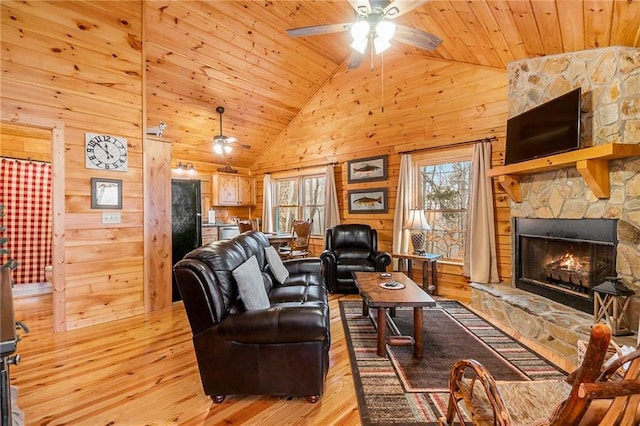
left=102, top=212, right=121, bottom=224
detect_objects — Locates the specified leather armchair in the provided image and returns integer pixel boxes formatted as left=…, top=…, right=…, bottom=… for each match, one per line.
left=320, top=224, right=392, bottom=293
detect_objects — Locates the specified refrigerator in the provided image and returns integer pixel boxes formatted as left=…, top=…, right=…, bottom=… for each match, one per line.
left=172, top=179, right=202, bottom=301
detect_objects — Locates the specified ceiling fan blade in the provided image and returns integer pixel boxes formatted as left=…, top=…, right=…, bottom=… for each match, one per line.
left=287, top=23, right=351, bottom=37
left=394, top=24, right=442, bottom=50
left=348, top=50, right=365, bottom=69
left=224, top=136, right=239, bottom=144
left=383, top=0, right=429, bottom=19
left=347, top=0, right=372, bottom=16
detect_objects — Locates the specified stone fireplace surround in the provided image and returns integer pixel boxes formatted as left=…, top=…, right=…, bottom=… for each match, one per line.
left=471, top=46, right=640, bottom=364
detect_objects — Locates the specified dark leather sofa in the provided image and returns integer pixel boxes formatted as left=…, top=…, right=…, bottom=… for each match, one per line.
left=320, top=224, right=392, bottom=293
left=173, top=231, right=330, bottom=403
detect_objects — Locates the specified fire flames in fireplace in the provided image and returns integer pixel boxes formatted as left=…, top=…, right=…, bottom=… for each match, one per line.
left=545, top=252, right=591, bottom=293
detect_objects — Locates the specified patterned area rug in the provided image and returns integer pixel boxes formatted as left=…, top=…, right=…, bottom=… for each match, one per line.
left=340, top=300, right=567, bottom=426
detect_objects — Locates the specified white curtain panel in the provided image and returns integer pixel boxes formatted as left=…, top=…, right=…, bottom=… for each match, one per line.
left=392, top=153, right=413, bottom=269
left=262, top=173, right=274, bottom=233
left=323, top=165, right=341, bottom=240
left=463, top=142, right=499, bottom=283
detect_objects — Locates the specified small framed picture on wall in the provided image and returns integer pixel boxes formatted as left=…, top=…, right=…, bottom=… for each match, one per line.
left=91, top=177, right=122, bottom=209
left=348, top=188, right=388, bottom=214
left=347, top=155, right=387, bottom=183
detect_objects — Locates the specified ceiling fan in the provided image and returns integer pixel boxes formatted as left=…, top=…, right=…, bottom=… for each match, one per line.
left=287, top=0, right=442, bottom=69
left=212, top=106, right=250, bottom=154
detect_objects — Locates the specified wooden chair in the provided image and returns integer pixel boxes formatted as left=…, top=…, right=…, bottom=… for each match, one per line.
left=238, top=221, right=253, bottom=233
left=440, top=323, right=640, bottom=426
left=279, top=220, right=312, bottom=259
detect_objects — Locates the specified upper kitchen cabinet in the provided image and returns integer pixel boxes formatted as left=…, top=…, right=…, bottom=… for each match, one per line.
left=211, top=173, right=256, bottom=206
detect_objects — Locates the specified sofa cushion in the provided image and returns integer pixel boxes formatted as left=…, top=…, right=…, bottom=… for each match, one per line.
left=264, top=245, right=289, bottom=284
left=233, top=255, right=270, bottom=311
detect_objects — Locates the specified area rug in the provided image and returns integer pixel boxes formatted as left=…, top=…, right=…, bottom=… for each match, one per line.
left=340, top=300, right=568, bottom=426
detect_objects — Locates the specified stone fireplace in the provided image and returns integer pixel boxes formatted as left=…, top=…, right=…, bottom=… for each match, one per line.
left=471, top=46, right=639, bottom=363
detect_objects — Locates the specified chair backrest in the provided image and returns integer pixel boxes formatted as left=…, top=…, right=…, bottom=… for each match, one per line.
left=574, top=345, right=640, bottom=425
left=238, top=221, right=253, bottom=233
left=291, top=220, right=312, bottom=250
left=325, top=224, right=377, bottom=253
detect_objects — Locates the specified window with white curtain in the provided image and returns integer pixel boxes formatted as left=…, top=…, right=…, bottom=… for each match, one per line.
left=274, top=174, right=325, bottom=235
left=414, top=147, right=472, bottom=261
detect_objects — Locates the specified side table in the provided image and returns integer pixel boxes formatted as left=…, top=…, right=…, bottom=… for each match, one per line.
left=392, top=252, right=442, bottom=295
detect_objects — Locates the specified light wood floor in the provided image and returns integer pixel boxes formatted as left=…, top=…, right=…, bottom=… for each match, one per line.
left=10, top=292, right=574, bottom=425
left=11, top=293, right=363, bottom=425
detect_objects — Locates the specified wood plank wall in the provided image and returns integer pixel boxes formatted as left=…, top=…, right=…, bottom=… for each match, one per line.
left=1, top=1, right=145, bottom=330
left=252, top=51, right=512, bottom=301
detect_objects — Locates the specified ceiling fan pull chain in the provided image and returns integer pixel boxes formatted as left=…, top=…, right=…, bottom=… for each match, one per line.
left=381, top=51, right=385, bottom=113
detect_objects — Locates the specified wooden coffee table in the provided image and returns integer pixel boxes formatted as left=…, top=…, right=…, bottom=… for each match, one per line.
left=352, top=271, right=436, bottom=358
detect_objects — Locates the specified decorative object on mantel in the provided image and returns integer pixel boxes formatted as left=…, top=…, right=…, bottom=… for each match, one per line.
left=403, top=209, right=430, bottom=255
left=593, top=276, right=635, bottom=336
left=286, top=0, right=441, bottom=70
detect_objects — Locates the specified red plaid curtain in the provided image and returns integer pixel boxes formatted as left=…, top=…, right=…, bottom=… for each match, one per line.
left=0, top=158, right=53, bottom=285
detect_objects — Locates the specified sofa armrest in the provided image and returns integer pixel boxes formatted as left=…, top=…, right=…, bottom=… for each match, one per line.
left=320, top=251, right=337, bottom=292
left=216, top=305, right=328, bottom=344
left=373, top=251, right=392, bottom=271
left=283, top=257, right=321, bottom=276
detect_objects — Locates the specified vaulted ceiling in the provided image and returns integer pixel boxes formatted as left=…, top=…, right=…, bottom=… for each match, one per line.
left=144, top=0, right=640, bottom=169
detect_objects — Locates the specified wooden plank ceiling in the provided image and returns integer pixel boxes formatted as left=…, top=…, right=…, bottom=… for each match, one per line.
left=144, top=0, right=640, bottom=169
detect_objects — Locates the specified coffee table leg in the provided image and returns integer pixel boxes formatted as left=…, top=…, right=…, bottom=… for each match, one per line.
left=362, top=299, right=368, bottom=317
left=413, top=307, right=423, bottom=358
left=377, top=307, right=386, bottom=356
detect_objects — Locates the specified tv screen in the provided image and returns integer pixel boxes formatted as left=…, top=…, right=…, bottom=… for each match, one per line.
left=504, top=88, right=581, bottom=165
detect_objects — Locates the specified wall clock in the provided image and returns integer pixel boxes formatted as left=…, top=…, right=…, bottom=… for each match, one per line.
left=85, top=132, right=128, bottom=171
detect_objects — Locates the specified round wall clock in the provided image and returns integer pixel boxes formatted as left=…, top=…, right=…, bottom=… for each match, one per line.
left=85, top=132, right=128, bottom=171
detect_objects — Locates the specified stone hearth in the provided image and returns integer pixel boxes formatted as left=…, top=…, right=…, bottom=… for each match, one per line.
left=470, top=282, right=637, bottom=366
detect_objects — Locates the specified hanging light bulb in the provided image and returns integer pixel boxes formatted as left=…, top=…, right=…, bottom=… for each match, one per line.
left=351, top=20, right=370, bottom=40
left=375, top=20, right=396, bottom=41
left=351, top=38, right=368, bottom=54
left=213, top=142, right=223, bottom=154
left=374, top=37, right=391, bottom=54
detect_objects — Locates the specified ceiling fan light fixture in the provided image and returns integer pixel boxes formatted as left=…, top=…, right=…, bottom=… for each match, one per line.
left=375, top=20, right=395, bottom=40
left=374, top=36, right=391, bottom=54
left=223, top=144, right=232, bottom=154
left=351, top=37, right=368, bottom=54
left=350, top=20, right=370, bottom=40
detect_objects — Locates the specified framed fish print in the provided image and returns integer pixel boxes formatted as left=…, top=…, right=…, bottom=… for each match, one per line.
left=348, top=188, right=388, bottom=214
left=347, top=155, right=387, bottom=183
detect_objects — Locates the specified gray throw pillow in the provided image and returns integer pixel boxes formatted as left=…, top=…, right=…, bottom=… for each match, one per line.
left=264, top=245, right=290, bottom=284
left=232, top=255, right=270, bottom=311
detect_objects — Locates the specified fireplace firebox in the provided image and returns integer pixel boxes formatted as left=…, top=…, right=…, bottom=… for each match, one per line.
left=513, top=218, right=617, bottom=313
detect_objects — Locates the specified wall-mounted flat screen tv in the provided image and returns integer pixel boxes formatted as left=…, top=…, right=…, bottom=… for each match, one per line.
left=504, top=87, right=581, bottom=165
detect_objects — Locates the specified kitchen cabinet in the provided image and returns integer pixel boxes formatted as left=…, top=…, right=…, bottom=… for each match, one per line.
left=202, top=226, right=218, bottom=244
left=211, top=173, right=256, bottom=206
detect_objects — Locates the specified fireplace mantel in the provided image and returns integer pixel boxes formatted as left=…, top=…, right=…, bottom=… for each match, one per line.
left=488, top=143, right=640, bottom=202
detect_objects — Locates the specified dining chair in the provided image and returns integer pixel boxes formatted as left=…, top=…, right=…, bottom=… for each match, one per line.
left=279, top=220, right=312, bottom=259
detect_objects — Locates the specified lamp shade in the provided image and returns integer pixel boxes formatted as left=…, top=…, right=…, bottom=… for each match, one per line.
left=403, top=209, right=431, bottom=231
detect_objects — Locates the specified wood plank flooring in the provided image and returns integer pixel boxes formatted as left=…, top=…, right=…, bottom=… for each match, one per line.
left=10, top=292, right=573, bottom=425
left=10, top=293, right=362, bottom=425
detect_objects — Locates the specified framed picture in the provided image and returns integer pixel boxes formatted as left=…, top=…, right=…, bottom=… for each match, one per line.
left=91, top=177, right=122, bottom=209
left=347, top=155, right=387, bottom=183
left=348, top=188, right=388, bottom=214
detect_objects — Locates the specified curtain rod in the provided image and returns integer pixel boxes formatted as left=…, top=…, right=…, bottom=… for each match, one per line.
left=1, top=155, right=51, bottom=164
left=398, top=136, right=497, bottom=155
left=266, top=161, right=338, bottom=175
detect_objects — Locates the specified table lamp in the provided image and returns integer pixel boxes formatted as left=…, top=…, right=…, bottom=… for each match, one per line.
left=403, top=209, right=431, bottom=255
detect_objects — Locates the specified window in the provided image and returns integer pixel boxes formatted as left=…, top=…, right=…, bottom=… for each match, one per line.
left=275, top=174, right=325, bottom=235
left=415, top=148, right=471, bottom=261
